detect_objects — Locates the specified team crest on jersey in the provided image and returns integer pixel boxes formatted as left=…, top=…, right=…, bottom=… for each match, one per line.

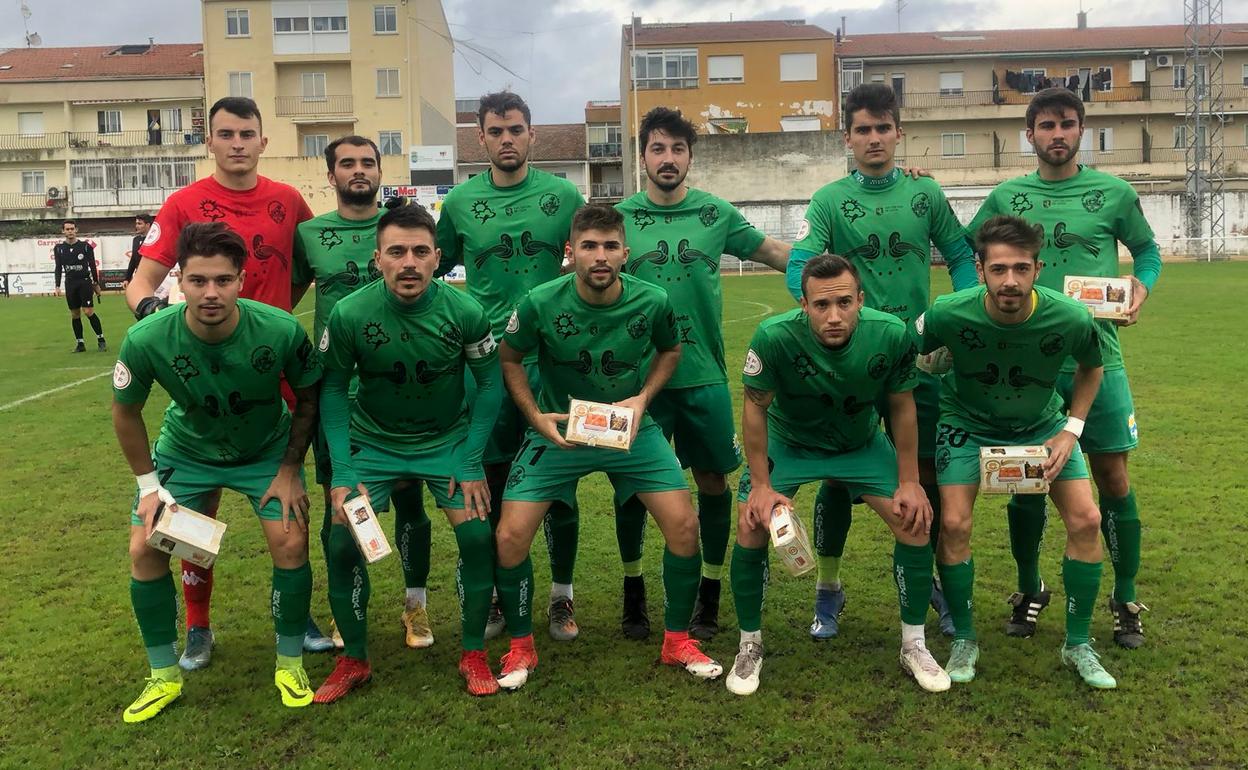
left=268, top=201, right=287, bottom=224
left=1128, top=412, right=1138, bottom=440
left=1082, top=190, right=1106, bottom=213
left=553, top=313, right=580, bottom=339
left=439, top=321, right=464, bottom=347
left=471, top=200, right=496, bottom=224
left=792, top=352, right=817, bottom=379
left=1039, top=333, right=1065, bottom=357
left=626, top=313, right=649, bottom=339
left=112, top=360, right=132, bottom=389
left=867, top=353, right=890, bottom=379
left=957, top=327, right=986, bottom=351
left=698, top=204, right=719, bottom=228
left=743, top=349, right=763, bottom=376
left=539, top=193, right=560, bottom=217
left=910, top=192, right=931, bottom=218
left=143, top=222, right=161, bottom=246
left=506, top=310, right=520, bottom=334
left=632, top=209, right=656, bottom=231
left=199, top=200, right=226, bottom=221
left=796, top=219, right=811, bottom=241
left=319, top=228, right=343, bottom=250
left=171, top=354, right=200, bottom=383
left=840, top=199, right=867, bottom=223
left=250, top=345, right=277, bottom=374
left=1009, top=193, right=1033, bottom=215
left=319, top=328, right=331, bottom=352
left=362, top=322, right=391, bottom=350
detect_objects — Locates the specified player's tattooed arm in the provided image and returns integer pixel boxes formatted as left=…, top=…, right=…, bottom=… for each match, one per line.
left=282, top=383, right=319, bottom=466
left=748, top=237, right=791, bottom=273
left=887, top=390, right=932, bottom=538
left=264, top=383, right=318, bottom=533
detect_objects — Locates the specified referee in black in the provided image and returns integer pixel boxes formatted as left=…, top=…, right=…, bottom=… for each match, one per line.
left=53, top=220, right=106, bottom=352
left=124, top=213, right=153, bottom=287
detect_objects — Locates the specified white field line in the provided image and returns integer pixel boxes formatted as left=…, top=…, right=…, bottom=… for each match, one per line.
left=297, top=309, right=314, bottom=316
left=724, top=299, right=775, bottom=325
left=0, top=370, right=111, bottom=412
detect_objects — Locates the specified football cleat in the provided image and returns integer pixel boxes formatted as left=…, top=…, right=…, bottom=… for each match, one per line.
left=725, top=640, right=764, bottom=696
left=496, top=636, right=538, bottom=691
left=274, top=665, right=314, bottom=708
left=303, top=617, right=336, bottom=653
left=810, top=586, right=846, bottom=640
left=660, top=631, right=723, bottom=680
left=72, top=342, right=86, bottom=353
left=313, top=656, right=372, bottom=704
left=1005, top=584, right=1051, bottom=638
left=459, top=650, right=499, bottom=697
left=1109, top=598, right=1148, bottom=649
left=930, top=583, right=956, bottom=637
left=97, top=337, right=108, bottom=352
left=1062, top=642, right=1117, bottom=689
left=688, top=578, right=721, bottom=641
left=945, top=639, right=980, bottom=683
left=621, top=576, right=650, bottom=640
left=548, top=597, right=579, bottom=642
left=122, top=675, right=183, bottom=723
left=900, top=641, right=951, bottom=692
left=179, top=626, right=214, bottom=671
left=484, top=598, right=506, bottom=641
left=402, top=604, right=435, bottom=649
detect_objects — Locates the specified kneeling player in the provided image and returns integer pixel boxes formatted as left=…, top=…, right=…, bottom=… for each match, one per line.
left=317, top=203, right=503, bottom=698
left=918, top=215, right=1116, bottom=689
left=728, top=253, right=948, bottom=695
left=114, top=223, right=321, bottom=722
left=486, top=204, right=722, bottom=690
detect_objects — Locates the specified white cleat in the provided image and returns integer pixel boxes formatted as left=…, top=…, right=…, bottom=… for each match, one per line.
left=725, top=641, right=764, bottom=696
left=900, top=641, right=952, bottom=692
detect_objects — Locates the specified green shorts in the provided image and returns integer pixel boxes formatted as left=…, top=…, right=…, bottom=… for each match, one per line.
left=130, top=446, right=297, bottom=526
left=933, top=420, right=1089, bottom=486
left=649, top=383, right=742, bottom=474
left=879, top=370, right=940, bottom=460
left=504, top=420, right=689, bottom=507
left=737, top=431, right=900, bottom=502
left=468, top=361, right=540, bottom=467
left=350, top=439, right=465, bottom=511
left=1056, top=367, right=1138, bottom=454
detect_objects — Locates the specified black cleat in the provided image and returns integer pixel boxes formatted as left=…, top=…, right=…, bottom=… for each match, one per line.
left=1005, top=584, right=1051, bottom=638
left=72, top=341, right=86, bottom=353
left=97, top=337, right=108, bottom=352
left=1110, top=598, right=1148, bottom=649
left=688, top=577, right=721, bottom=641
left=621, top=575, right=650, bottom=640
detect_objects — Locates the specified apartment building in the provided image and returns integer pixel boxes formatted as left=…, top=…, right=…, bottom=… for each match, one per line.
left=585, top=100, right=624, bottom=202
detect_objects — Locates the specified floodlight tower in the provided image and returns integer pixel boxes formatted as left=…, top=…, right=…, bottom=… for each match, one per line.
left=1183, top=0, right=1226, bottom=260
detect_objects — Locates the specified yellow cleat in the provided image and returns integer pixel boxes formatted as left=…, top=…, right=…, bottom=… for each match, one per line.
left=402, top=604, right=435, bottom=649
left=274, top=666, right=314, bottom=708
left=123, top=676, right=183, bottom=723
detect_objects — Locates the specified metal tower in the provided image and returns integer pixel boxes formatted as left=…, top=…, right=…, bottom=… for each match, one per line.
left=1183, top=0, right=1226, bottom=260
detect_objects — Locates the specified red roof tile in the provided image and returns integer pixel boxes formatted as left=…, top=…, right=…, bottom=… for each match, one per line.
left=0, top=44, right=203, bottom=81
left=837, top=24, right=1248, bottom=58
left=625, top=20, right=834, bottom=46
left=457, top=124, right=587, bottom=163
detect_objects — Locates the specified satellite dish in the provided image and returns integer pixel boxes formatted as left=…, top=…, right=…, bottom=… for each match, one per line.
left=26, top=32, right=41, bottom=46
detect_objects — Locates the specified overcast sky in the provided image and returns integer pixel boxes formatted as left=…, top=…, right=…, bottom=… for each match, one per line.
left=0, top=1, right=1232, bottom=123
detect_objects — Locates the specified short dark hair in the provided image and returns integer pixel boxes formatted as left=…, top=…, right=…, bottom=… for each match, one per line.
left=62, top=220, right=76, bottom=228
left=570, top=204, right=623, bottom=241
left=638, top=107, right=697, bottom=154
left=135, top=213, right=154, bottom=224
left=176, top=222, right=248, bottom=271
left=801, top=253, right=861, bottom=297
left=324, top=135, right=381, bottom=173
left=209, top=96, right=263, bottom=130
left=843, top=83, right=901, bottom=130
left=478, top=91, right=531, bottom=127
left=377, top=199, right=437, bottom=242
left=1026, top=87, right=1085, bottom=129
left=975, top=215, right=1043, bottom=261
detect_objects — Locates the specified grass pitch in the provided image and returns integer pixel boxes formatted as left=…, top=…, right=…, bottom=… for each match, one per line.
left=1, top=264, right=1245, bottom=769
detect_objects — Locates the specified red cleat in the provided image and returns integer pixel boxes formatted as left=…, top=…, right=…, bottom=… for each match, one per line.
left=496, top=635, right=539, bottom=691
left=660, top=630, right=723, bottom=680
left=458, top=650, right=499, bottom=696
left=313, top=656, right=372, bottom=704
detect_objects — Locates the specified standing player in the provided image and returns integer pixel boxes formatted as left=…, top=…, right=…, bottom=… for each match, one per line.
left=728, top=253, right=947, bottom=695
left=54, top=221, right=106, bottom=352
left=487, top=205, right=722, bottom=690
left=614, top=107, right=790, bottom=641
left=316, top=202, right=502, bottom=700
left=917, top=215, right=1116, bottom=689
left=114, top=222, right=321, bottom=722
left=967, top=88, right=1159, bottom=648
left=436, top=91, right=585, bottom=641
left=291, top=137, right=434, bottom=651
left=785, top=84, right=978, bottom=639
left=125, top=96, right=325, bottom=668
left=124, top=214, right=154, bottom=287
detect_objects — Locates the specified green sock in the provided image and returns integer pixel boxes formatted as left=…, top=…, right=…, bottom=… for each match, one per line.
left=615, top=494, right=647, bottom=573
left=272, top=562, right=313, bottom=658
left=151, top=663, right=182, bottom=682
left=276, top=654, right=302, bottom=672
left=729, top=543, right=768, bottom=633
left=1100, top=491, right=1140, bottom=603
left=894, top=542, right=934, bottom=626
left=1007, top=494, right=1047, bottom=594
left=697, top=488, right=732, bottom=581
left=495, top=557, right=534, bottom=638
left=662, top=548, right=702, bottom=631
left=130, top=574, right=179, bottom=671
left=922, top=483, right=942, bottom=553
left=326, top=523, right=370, bottom=660
left=392, top=483, right=431, bottom=591
left=454, top=519, right=494, bottom=651
left=1062, top=556, right=1103, bottom=647
left=544, top=500, right=579, bottom=585
left=937, top=559, right=976, bottom=641
left=814, top=484, right=852, bottom=586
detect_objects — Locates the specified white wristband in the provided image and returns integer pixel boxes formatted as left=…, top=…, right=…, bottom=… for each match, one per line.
left=136, top=471, right=178, bottom=506
left=1064, top=417, right=1086, bottom=438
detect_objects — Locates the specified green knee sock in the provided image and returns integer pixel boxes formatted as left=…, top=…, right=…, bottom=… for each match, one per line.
left=392, top=483, right=431, bottom=591
left=698, top=488, right=733, bottom=580
left=454, top=519, right=494, bottom=651
left=1100, top=491, right=1140, bottom=603
left=326, top=523, right=370, bottom=660
left=923, top=483, right=942, bottom=554
left=1007, top=494, right=1048, bottom=594
left=131, top=574, right=179, bottom=671
left=729, top=543, right=768, bottom=633
left=615, top=494, right=647, bottom=577
left=895, top=542, right=934, bottom=626
left=543, top=500, right=579, bottom=585
left=495, top=557, right=534, bottom=638
left=813, top=484, right=852, bottom=587
left=1062, top=556, right=1103, bottom=647
left=937, top=559, right=976, bottom=641
left=272, top=562, right=313, bottom=659
left=662, top=548, right=702, bottom=632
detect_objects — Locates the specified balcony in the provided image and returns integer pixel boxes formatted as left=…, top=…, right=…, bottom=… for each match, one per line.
left=590, top=182, right=625, bottom=200
left=0, top=133, right=67, bottom=151
left=589, top=142, right=622, bottom=160
left=894, top=83, right=1248, bottom=121
left=275, top=95, right=354, bottom=118
left=0, top=192, right=67, bottom=211
left=71, top=187, right=181, bottom=211
left=67, top=130, right=205, bottom=149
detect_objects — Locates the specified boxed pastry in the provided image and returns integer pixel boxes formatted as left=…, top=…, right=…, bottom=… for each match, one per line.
left=979, top=446, right=1050, bottom=495
left=343, top=495, right=392, bottom=564
left=1063, top=275, right=1133, bottom=320
left=146, top=504, right=227, bottom=569
left=565, top=399, right=635, bottom=451
left=769, top=504, right=815, bottom=576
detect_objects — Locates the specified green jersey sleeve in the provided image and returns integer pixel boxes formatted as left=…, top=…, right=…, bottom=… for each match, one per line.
left=435, top=206, right=462, bottom=276
left=741, top=326, right=778, bottom=393
left=965, top=188, right=1005, bottom=242
left=886, top=331, right=920, bottom=394
left=928, top=187, right=979, bottom=291
left=503, top=292, right=539, bottom=354
left=724, top=206, right=768, bottom=259
left=112, top=334, right=154, bottom=405
left=283, top=322, right=322, bottom=390
left=460, top=301, right=501, bottom=480
left=1071, top=313, right=1104, bottom=369
left=914, top=306, right=946, bottom=355
left=291, top=226, right=311, bottom=287
left=652, top=293, right=680, bottom=352
left=1115, top=189, right=1161, bottom=291
left=786, top=192, right=835, bottom=300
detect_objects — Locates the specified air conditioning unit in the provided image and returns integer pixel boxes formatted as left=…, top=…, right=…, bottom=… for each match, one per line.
left=47, top=186, right=63, bottom=199
left=1156, top=54, right=1173, bottom=68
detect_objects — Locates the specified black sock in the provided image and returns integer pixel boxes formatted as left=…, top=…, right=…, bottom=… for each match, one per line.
left=87, top=314, right=103, bottom=337
left=71, top=318, right=83, bottom=341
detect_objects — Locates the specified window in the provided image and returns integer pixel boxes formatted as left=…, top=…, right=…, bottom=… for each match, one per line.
left=707, top=55, right=744, bottom=84
left=1242, top=63, right=1248, bottom=86
left=274, top=16, right=310, bottom=33
left=228, top=71, right=253, bottom=98
left=376, top=68, right=400, bottom=97
left=1173, top=125, right=1207, bottom=149
left=303, top=134, right=329, bottom=158
left=312, top=16, right=348, bottom=32
left=225, top=8, right=250, bottom=37
left=17, top=112, right=43, bottom=136
left=1173, top=66, right=1186, bottom=89
left=71, top=158, right=194, bottom=191
left=1097, top=67, right=1113, bottom=92
left=21, top=170, right=45, bottom=195
left=1021, top=68, right=1046, bottom=93
left=1097, top=127, right=1114, bottom=152
left=161, top=108, right=183, bottom=132
left=374, top=5, right=397, bottom=34
left=97, top=110, right=122, bottom=134
left=941, top=133, right=966, bottom=157
left=780, top=52, right=818, bottom=82
left=939, top=72, right=964, bottom=96
left=631, top=49, right=698, bottom=90
left=302, top=72, right=327, bottom=101
left=378, top=130, right=403, bottom=155
left=588, top=125, right=622, bottom=157
left=841, top=59, right=863, bottom=93
left=780, top=116, right=821, bottom=132
left=869, top=73, right=885, bottom=83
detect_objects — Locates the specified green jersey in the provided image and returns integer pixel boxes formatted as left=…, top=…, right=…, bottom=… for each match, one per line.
left=113, top=299, right=321, bottom=463
left=504, top=273, right=679, bottom=421
left=436, top=168, right=586, bottom=338
left=966, top=166, right=1159, bottom=372
left=790, top=169, right=978, bottom=323
left=292, top=209, right=382, bottom=343
left=743, top=306, right=917, bottom=452
left=617, top=188, right=766, bottom=389
left=916, top=285, right=1103, bottom=436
